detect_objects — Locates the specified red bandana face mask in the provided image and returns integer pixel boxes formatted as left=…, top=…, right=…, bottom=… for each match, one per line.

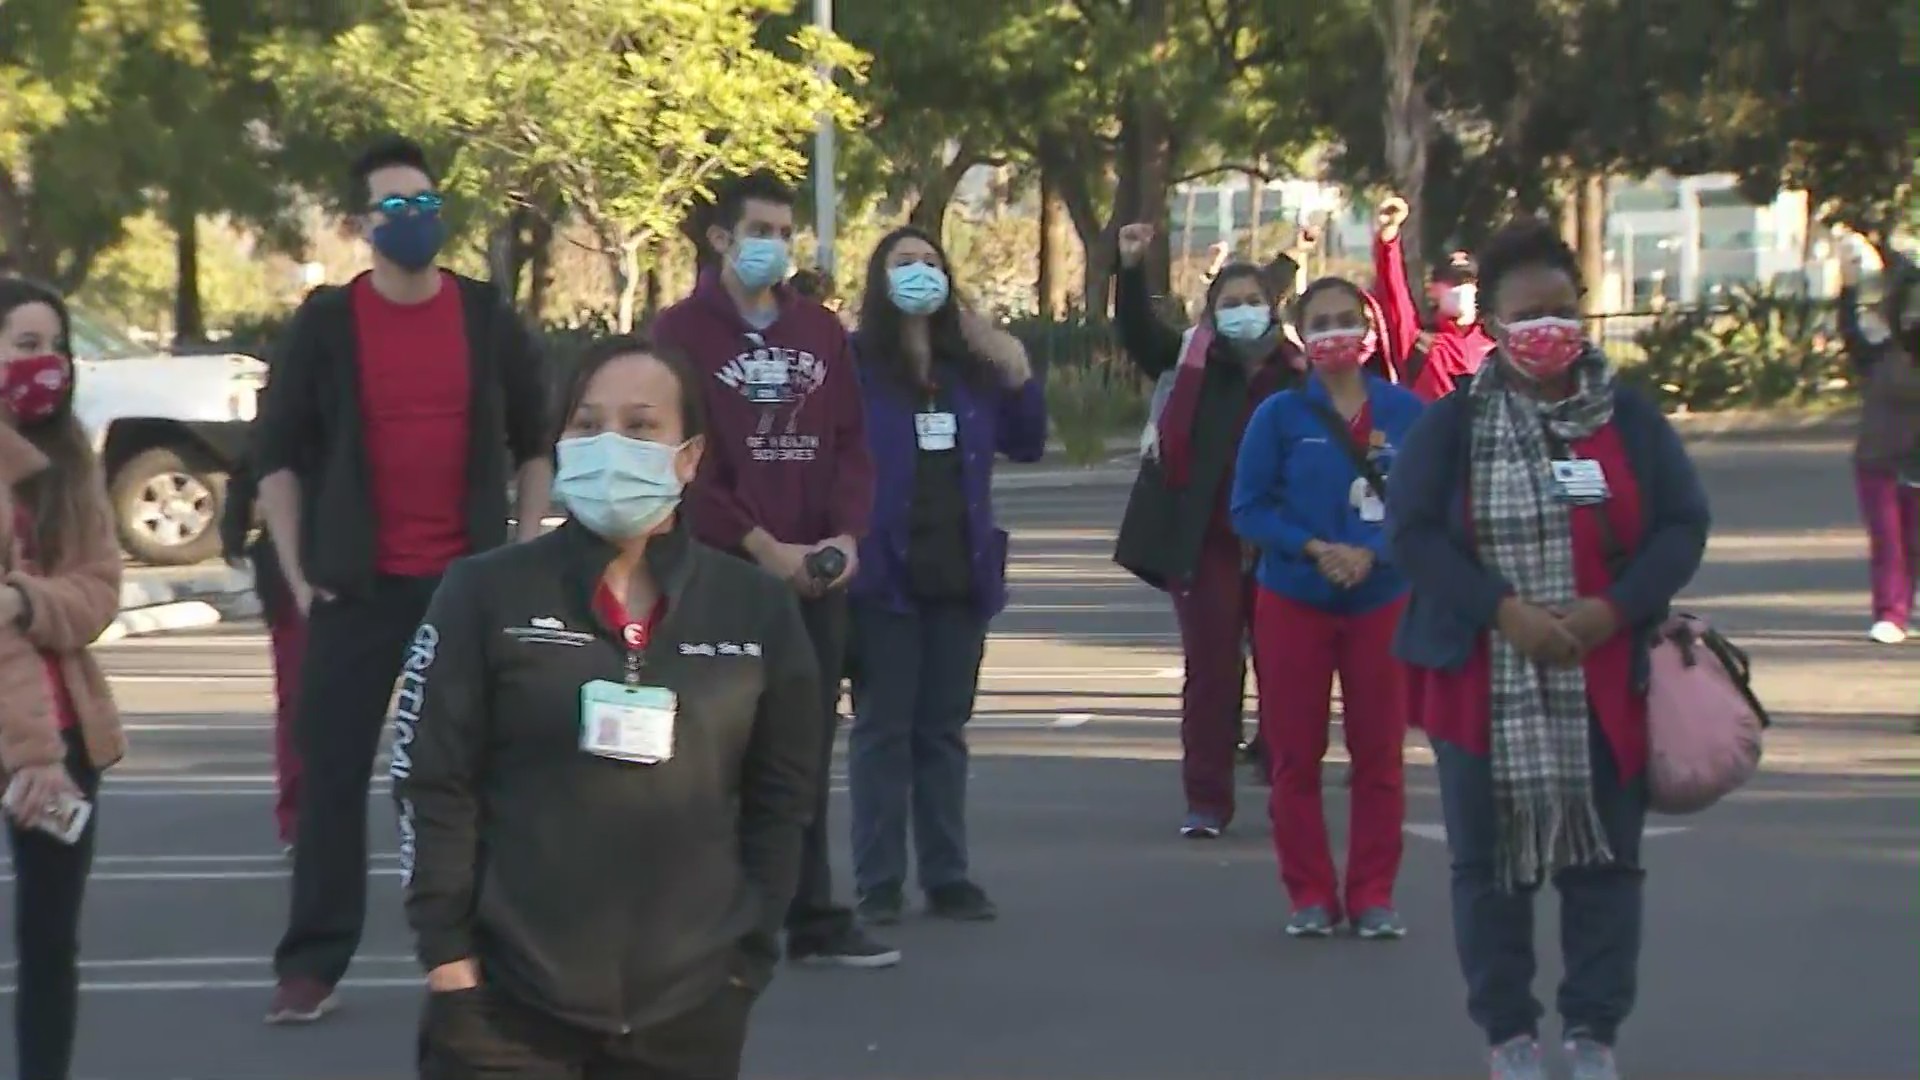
left=1303, top=327, right=1376, bottom=373
left=1, top=354, right=72, bottom=424
left=1502, top=317, right=1587, bottom=379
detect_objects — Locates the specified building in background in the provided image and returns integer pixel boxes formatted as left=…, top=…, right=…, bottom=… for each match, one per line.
left=1604, top=173, right=1848, bottom=310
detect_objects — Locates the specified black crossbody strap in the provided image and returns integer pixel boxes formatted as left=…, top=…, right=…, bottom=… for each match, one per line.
left=1305, top=398, right=1388, bottom=501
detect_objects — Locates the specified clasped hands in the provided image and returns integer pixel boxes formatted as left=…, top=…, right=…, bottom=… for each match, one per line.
left=1495, top=595, right=1619, bottom=667
left=1302, top=539, right=1374, bottom=589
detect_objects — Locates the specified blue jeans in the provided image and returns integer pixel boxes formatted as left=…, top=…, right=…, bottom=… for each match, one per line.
left=847, top=601, right=988, bottom=895
left=1433, top=720, right=1647, bottom=1047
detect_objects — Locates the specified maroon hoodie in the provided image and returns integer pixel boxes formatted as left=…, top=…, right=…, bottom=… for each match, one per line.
left=652, top=269, right=873, bottom=554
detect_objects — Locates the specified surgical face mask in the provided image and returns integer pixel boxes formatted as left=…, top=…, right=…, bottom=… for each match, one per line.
left=1437, top=283, right=1477, bottom=322
left=553, top=432, right=687, bottom=540
left=729, top=236, right=791, bottom=292
left=1501, top=316, right=1588, bottom=380
left=370, top=210, right=446, bottom=272
left=1303, top=327, right=1376, bottom=373
left=1214, top=304, right=1273, bottom=342
left=887, top=263, right=950, bottom=316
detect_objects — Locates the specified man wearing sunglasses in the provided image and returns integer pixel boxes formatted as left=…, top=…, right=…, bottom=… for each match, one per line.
left=252, top=135, right=553, bottom=1025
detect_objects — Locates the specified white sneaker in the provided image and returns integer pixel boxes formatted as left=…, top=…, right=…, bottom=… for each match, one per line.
left=1870, top=621, right=1908, bottom=645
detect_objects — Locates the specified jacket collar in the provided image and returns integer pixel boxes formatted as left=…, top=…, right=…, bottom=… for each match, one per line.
left=558, top=516, right=699, bottom=631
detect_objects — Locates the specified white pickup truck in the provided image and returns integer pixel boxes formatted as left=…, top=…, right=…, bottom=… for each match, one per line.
left=67, top=310, right=265, bottom=565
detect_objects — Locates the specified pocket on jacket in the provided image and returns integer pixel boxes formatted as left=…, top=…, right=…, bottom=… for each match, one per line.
left=417, top=986, right=543, bottom=1077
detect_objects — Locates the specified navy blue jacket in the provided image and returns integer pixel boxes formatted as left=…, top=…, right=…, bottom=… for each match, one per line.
left=1385, top=385, right=1709, bottom=680
left=1230, top=375, right=1424, bottom=614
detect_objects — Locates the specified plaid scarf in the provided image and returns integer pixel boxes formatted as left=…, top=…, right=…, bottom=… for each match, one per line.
left=1467, top=350, right=1618, bottom=889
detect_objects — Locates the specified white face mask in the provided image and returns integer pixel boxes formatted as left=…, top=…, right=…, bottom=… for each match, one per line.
left=1437, top=284, right=1478, bottom=322
left=553, top=432, right=687, bottom=540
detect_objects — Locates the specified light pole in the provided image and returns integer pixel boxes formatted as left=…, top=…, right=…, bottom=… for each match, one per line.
left=813, top=0, right=838, bottom=283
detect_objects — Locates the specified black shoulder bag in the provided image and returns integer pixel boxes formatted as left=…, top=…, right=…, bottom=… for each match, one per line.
left=1304, top=399, right=1388, bottom=501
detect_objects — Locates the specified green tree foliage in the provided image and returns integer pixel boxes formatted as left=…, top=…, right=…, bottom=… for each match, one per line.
left=263, top=0, right=864, bottom=330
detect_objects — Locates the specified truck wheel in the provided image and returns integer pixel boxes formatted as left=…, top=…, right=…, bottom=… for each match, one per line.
left=110, top=446, right=226, bottom=566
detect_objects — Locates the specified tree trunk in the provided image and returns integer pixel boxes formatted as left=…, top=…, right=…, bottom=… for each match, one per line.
left=1375, top=0, right=1436, bottom=283
left=1578, top=173, right=1608, bottom=315
left=526, top=215, right=554, bottom=320
left=907, top=146, right=977, bottom=247
left=644, top=262, right=662, bottom=324
left=1037, top=168, right=1058, bottom=317
left=1113, top=89, right=1175, bottom=297
left=169, top=190, right=205, bottom=345
left=614, top=242, right=643, bottom=333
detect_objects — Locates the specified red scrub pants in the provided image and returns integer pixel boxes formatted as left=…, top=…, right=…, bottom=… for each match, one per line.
left=1252, top=588, right=1407, bottom=919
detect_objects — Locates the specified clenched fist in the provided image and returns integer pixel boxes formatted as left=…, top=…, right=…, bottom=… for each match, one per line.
left=1376, top=196, right=1409, bottom=241
left=1117, top=223, right=1155, bottom=269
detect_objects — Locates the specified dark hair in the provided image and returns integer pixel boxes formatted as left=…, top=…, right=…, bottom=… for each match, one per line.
left=1294, top=275, right=1370, bottom=322
left=348, top=136, right=437, bottom=210
left=789, top=268, right=831, bottom=302
left=554, top=333, right=707, bottom=446
left=1476, top=218, right=1582, bottom=311
left=856, top=226, right=995, bottom=393
left=0, top=277, right=106, bottom=565
left=713, top=170, right=797, bottom=233
left=1431, top=250, right=1479, bottom=286
left=1205, top=262, right=1279, bottom=316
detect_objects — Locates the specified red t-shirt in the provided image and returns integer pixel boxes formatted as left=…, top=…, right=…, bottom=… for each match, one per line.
left=353, top=272, right=473, bottom=577
left=11, top=501, right=78, bottom=731
left=1417, top=423, right=1650, bottom=778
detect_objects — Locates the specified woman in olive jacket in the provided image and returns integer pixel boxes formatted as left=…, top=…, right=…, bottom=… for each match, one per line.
left=1110, top=223, right=1304, bottom=838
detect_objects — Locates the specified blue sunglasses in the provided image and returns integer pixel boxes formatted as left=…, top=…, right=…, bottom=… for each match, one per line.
left=370, top=191, right=444, bottom=216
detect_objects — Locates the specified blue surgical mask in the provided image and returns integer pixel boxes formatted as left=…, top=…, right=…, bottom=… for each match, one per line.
left=371, top=210, right=446, bottom=272
left=730, top=237, right=791, bottom=292
left=887, top=263, right=950, bottom=316
left=553, top=432, right=686, bottom=540
left=1214, top=304, right=1273, bottom=342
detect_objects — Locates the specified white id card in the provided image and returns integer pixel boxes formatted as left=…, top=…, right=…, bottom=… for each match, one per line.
left=580, top=680, right=677, bottom=764
left=1350, top=476, right=1386, bottom=523
left=1550, top=458, right=1610, bottom=504
left=742, top=357, right=791, bottom=404
left=915, top=411, right=958, bottom=452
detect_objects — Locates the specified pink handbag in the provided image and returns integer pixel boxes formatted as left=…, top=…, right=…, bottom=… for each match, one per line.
left=1644, top=613, right=1769, bottom=814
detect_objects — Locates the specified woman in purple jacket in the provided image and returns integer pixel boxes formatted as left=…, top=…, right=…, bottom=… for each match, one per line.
left=846, top=226, right=1048, bottom=925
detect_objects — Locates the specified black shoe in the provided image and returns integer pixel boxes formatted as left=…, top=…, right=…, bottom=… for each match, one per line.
left=788, top=925, right=902, bottom=969
left=926, top=881, right=998, bottom=922
left=856, top=887, right=904, bottom=926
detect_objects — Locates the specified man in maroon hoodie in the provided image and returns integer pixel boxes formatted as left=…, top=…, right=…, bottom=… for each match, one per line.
left=652, top=170, right=898, bottom=969
left=1370, top=196, right=1496, bottom=401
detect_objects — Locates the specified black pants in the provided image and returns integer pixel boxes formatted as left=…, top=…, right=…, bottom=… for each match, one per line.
left=418, top=984, right=752, bottom=1080
left=1434, top=720, right=1648, bottom=1047
left=275, top=575, right=439, bottom=986
left=783, top=591, right=855, bottom=947
left=10, top=728, right=99, bottom=1080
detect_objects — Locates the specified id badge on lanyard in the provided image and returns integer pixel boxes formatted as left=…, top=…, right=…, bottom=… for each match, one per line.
left=1549, top=456, right=1610, bottom=505
left=579, top=611, right=677, bottom=764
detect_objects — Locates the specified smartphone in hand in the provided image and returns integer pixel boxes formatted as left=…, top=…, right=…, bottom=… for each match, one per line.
left=3, top=776, right=91, bottom=845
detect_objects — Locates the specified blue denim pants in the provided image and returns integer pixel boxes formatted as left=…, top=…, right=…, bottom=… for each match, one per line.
left=846, top=601, right=989, bottom=896
left=1433, top=719, right=1648, bottom=1046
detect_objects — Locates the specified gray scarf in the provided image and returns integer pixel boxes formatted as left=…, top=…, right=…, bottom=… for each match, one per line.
left=1467, top=351, right=1618, bottom=889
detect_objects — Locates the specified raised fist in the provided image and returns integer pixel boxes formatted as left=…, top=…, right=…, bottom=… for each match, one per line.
left=1117, top=223, right=1155, bottom=268
left=1377, top=196, right=1409, bottom=239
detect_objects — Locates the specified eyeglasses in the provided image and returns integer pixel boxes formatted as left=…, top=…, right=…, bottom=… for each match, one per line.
left=369, top=191, right=444, bottom=217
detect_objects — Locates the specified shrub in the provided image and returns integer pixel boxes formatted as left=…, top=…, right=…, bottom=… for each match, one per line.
left=1046, top=357, right=1147, bottom=466
left=1629, top=286, right=1850, bottom=411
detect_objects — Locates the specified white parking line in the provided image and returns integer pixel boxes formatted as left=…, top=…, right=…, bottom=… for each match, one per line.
left=0, top=976, right=423, bottom=994
left=0, top=868, right=406, bottom=884
left=0, top=953, right=415, bottom=971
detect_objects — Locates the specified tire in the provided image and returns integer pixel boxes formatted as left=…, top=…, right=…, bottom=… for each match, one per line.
left=110, top=446, right=227, bottom=566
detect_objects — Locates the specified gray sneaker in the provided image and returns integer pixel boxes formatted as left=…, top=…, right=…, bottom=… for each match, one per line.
left=1284, top=906, right=1336, bottom=938
left=1490, top=1036, right=1545, bottom=1080
left=1352, top=907, right=1407, bottom=940
left=1565, top=1037, right=1620, bottom=1080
